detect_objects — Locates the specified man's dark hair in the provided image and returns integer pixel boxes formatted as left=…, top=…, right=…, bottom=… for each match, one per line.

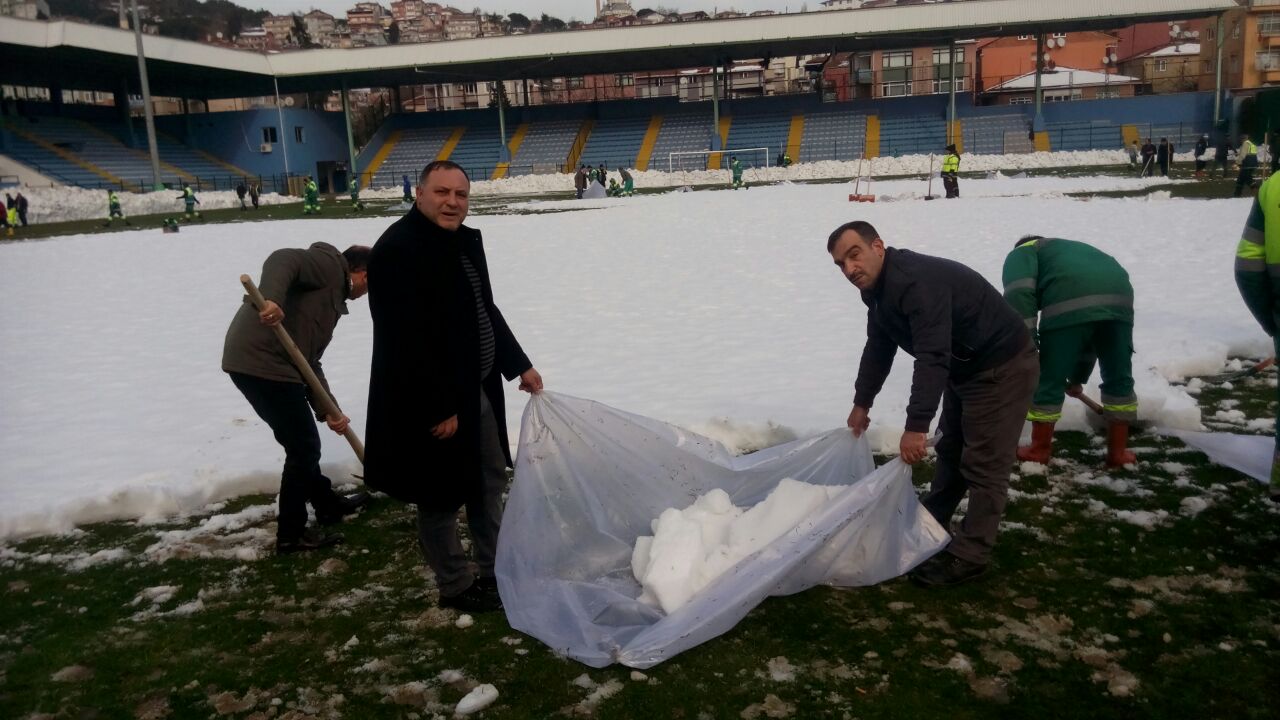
left=419, top=160, right=470, bottom=185
left=826, top=220, right=880, bottom=252
left=343, top=245, right=372, bottom=271
left=1014, top=234, right=1043, bottom=249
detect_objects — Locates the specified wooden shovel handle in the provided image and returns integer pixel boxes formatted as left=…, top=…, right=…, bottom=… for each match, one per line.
left=1075, top=392, right=1105, bottom=416
left=240, top=274, right=365, bottom=465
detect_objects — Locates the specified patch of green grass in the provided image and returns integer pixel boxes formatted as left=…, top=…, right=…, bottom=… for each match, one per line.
left=2, top=371, right=1279, bottom=719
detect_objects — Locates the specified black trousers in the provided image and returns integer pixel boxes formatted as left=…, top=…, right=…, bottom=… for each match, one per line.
left=229, top=372, right=341, bottom=540
left=942, top=173, right=959, bottom=198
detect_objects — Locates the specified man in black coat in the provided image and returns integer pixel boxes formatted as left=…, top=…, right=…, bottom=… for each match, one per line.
left=1139, top=138, right=1157, bottom=177
left=365, top=159, right=543, bottom=614
left=829, top=221, right=1038, bottom=587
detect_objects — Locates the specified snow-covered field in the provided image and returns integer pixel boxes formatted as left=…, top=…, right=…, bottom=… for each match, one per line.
left=0, top=174, right=1266, bottom=540
left=17, top=147, right=1185, bottom=223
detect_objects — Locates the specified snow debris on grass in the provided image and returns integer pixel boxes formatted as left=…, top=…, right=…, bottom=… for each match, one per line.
left=1, top=545, right=134, bottom=573
left=1113, top=509, right=1170, bottom=530
left=383, top=681, right=440, bottom=709
left=1179, top=496, right=1212, bottom=517
left=887, top=601, right=914, bottom=612
left=1159, top=462, right=1191, bottom=475
left=317, top=558, right=348, bottom=576
left=979, top=646, right=1024, bottom=674
left=50, top=665, right=93, bottom=682
left=567, top=678, right=624, bottom=716
left=342, top=635, right=360, bottom=650
left=1019, top=461, right=1048, bottom=475
left=999, top=521, right=1050, bottom=542
left=739, top=693, right=795, bottom=719
left=455, top=614, right=474, bottom=629
left=354, top=658, right=391, bottom=674
left=454, top=683, right=499, bottom=716
left=1128, top=599, right=1157, bottom=619
left=1245, top=417, right=1276, bottom=433
left=943, top=653, right=973, bottom=674
left=1105, top=567, right=1250, bottom=600
left=143, top=503, right=277, bottom=563
left=438, top=669, right=466, bottom=684
left=629, top=670, right=647, bottom=682
left=499, top=636, right=522, bottom=645
left=130, top=585, right=180, bottom=607
left=323, top=584, right=393, bottom=612
left=1094, top=664, right=1141, bottom=698
left=765, top=656, right=798, bottom=682
left=570, top=673, right=595, bottom=689
left=17, top=185, right=300, bottom=224
left=66, top=547, right=130, bottom=571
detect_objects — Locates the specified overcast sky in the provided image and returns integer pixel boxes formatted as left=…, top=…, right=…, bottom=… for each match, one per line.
left=247, top=1, right=811, bottom=24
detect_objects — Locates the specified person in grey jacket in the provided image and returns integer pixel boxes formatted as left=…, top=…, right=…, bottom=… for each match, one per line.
left=223, top=242, right=372, bottom=554
left=828, top=220, right=1038, bottom=587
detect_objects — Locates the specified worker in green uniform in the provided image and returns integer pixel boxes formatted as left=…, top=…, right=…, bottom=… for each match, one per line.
left=730, top=156, right=744, bottom=189
left=619, top=167, right=635, bottom=196
left=1235, top=135, right=1260, bottom=198
left=303, top=176, right=321, bottom=215
left=942, top=144, right=961, bottom=199
left=349, top=178, right=365, bottom=212
left=103, top=190, right=131, bottom=227
left=177, top=184, right=202, bottom=221
left=1234, top=172, right=1280, bottom=502
left=1003, top=236, right=1137, bottom=467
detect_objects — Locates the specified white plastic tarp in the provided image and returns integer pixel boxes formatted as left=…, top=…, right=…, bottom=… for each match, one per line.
left=1163, top=429, right=1272, bottom=485
left=495, top=392, right=949, bottom=668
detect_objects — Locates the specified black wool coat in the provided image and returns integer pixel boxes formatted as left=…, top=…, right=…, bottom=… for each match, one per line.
left=363, top=207, right=532, bottom=513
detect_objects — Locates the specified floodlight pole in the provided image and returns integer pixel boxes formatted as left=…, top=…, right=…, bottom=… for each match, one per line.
left=1033, top=32, right=1045, bottom=136
left=1214, top=13, right=1224, bottom=126
left=273, top=76, right=291, bottom=180
left=341, top=78, right=358, bottom=187
left=948, top=40, right=958, bottom=146
left=496, top=81, right=509, bottom=163
left=711, top=62, right=722, bottom=152
left=130, top=0, right=163, bottom=190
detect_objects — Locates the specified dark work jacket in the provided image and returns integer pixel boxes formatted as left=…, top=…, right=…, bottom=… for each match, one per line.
left=853, top=248, right=1030, bottom=434
left=363, top=207, right=532, bottom=512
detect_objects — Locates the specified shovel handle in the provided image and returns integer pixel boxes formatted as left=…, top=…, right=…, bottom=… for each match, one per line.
left=240, top=274, right=365, bottom=465
left=1074, top=391, right=1105, bottom=416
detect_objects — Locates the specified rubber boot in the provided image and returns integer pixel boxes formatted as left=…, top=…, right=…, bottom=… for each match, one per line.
left=1106, top=422, right=1137, bottom=468
left=1016, top=421, right=1055, bottom=463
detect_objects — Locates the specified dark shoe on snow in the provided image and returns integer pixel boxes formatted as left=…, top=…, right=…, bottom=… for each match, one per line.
left=439, top=583, right=503, bottom=613
left=908, top=552, right=987, bottom=588
left=276, top=528, right=344, bottom=555
left=316, top=492, right=370, bottom=526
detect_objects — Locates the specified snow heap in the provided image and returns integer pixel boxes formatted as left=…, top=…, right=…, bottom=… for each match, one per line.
left=631, top=479, right=842, bottom=613
left=15, top=185, right=298, bottom=225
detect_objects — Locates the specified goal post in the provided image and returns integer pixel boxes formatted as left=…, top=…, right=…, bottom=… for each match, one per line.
left=667, top=147, right=771, bottom=173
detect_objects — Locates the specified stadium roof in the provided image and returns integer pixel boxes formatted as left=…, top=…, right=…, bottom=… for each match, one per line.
left=988, top=67, right=1141, bottom=91
left=0, top=0, right=1238, bottom=99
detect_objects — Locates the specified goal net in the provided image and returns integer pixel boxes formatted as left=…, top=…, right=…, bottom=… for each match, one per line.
left=668, top=147, right=771, bottom=173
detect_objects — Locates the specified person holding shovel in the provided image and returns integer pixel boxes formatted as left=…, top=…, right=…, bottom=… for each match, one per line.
left=1003, top=236, right=1137, bottom=467
left=223, top=242, right=372, bottom=554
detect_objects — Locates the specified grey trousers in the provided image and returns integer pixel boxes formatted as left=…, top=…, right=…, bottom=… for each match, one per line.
left=416, top=389, right=509, bottom=598
left=922, top=340, right=1039, bottom=565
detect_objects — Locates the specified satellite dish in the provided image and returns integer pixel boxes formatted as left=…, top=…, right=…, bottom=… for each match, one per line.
left=284, top=96, right=296, bottom=106
left=1057, top=37, right=1066, bottom=47
left=1172, top=24, right=1181, bottom=34
left=1103, top=56, right=1111, bottom=65
left=1191, top=30, right=1200, bottom=38
left=1044, top=52, right=1052, bottom=62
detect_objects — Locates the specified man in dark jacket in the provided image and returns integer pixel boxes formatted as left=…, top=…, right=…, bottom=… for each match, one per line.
left=365, top=160, right=544, bottom=614
left=829, top=221, right=1038, bottom=587
left=1214, top=137, right=1231, bottom=178
left=223, top=242, right=371, bottom=554
left=1156, top=137, right=1173, bottom=177
left=1139, top=138, right=1157, bottom=177
left=574, top=164, right=588, bottom=199
left=1194, top=134, right=1209, bottom=178
left=15, top=192, right=27, bottom=226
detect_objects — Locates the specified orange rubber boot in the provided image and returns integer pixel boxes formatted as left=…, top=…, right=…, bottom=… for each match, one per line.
left=1106, top=422, right=1137, bottom=468
left=1016, top=421, right=1055, bottom=464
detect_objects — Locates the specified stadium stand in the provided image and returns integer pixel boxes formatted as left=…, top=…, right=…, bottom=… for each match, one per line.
left=367, top=126, right=456, bottom=187
left=799, top=111, right=868, bottom=162
left=723, top=113, right=791, bottom=166
left=961, top=113, right=1033, bottom=155
left=648, top=111, right=712, bottom=171
left=508, top=119, right=581, bottom=175
left=878, top=115, right=948, bottom=157
left=445, top=124, right=502, bottom=180
left=578, top=115, right=650, bottom=172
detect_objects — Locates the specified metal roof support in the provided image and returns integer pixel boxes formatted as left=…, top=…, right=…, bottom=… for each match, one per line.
left=1214, top=13, right=1224, bottom=127
left=341, top=78, right=357, bottom=186
left=496, top=82, right=509, bottom=163
left=1033, top=32, right=1045, bottom=134
left=948, top=39, right=957, bottom=146
left=273, top=76, right=291, bottom=180
left=712, top=61, right=722, bottom=152
left=130, top=0, right=162, bottom=190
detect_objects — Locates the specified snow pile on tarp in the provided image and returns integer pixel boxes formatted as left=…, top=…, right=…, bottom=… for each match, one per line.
left=496, top=392, right=948, bottom=668
left=14, top=185, right=298, bottom=224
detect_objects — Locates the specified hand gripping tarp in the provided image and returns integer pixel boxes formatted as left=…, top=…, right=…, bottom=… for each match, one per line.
left=495, top=392, right=949, bottom=668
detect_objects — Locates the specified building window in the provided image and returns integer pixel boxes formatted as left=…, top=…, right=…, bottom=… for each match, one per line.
left=294, top=126, right=305, bottom=143
left=881, top=81, right=912, bottom=97
left=1044, top=89, right=1083, bottom=103
left=568, top=76, right=585, bottom=89
left=615, top=73, right=634, bottom=86
left=932, top=78, right=965, bottom=94
left=1232, top=22, right=1241, bottom=39
left=1009, top=95, right=1033, bottom=105
left=1231, top=54, right=1240, bottom=72
left=1257, top=50, right=1280, bottom=70
left=1259, top=13, right=1280, bottom=36
left=1096, top=89, right=1121, bottom=99
left=262, top=126, right=278, bottom=143
left=932, top=47, right=965, bottom=66
left=882, top=50, right=913, bottom=68
left=1156, top=59, right=1168, bottom=72
left=1050, top=32, right=1066, bottom=39
left=1016, top=34, right=1031, bottom=40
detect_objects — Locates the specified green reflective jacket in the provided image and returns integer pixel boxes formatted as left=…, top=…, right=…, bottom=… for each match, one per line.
left=1235, top=173, right=1280, bottom=335
left=942, top=153, right=960, bottom=173
left=1001, top=237, right=1134, bottom=335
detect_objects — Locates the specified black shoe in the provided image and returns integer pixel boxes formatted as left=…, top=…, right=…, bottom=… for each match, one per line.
left=473, top=576, right=500, bottom=599
left=316, top=492, right=370, bottom=526
left=439, top=583, right=503, bottom=613
left=276, top=528, right=344, bottom=555
left=908, top=551, right=987, bottom=587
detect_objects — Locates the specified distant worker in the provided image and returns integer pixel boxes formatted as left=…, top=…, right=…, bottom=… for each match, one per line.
left=5, top=200, right=16, bottom=235
left=177, top=184, right=202, bottom=221
left=303, top=176, right=321, bottom=215
left=1140, top=138, right=1157, bottom=177
left=349, top=178, right=365, bottom=212
left=104, top=189, right=130, bottom=227
left=402, top=174, right=413, bottom=203
left=236, top=182, right=248, bottom=210
left=1156, top=137, right=1173, bottom=177
left=941, top=144, right=961, bottom=199
left=777, top=151, right=792, bottom=168
left=1234, top=172, right=1280, bottom=502
left=1214, top=137, right=1232, bottom=179
left=597, top=163, right=608, bottom=187
left=574, top=164, right=588, bottom=199
left=15, top=192, right=28, bottom=226
left=607, top=178, right=622, bottom=197
left=730, top=155, right=744, bottom=189
left=619, top=167, right=634, bottom=196
left=1193, top=134, right=1209, bottom=179
left=1004, top=236, right=1137, bottom=468
left=1236, top=134, right=1259, bottom=197
left=249, top=183, right=261, bottom=210
left=1128, top=139, right=1139, bottom=167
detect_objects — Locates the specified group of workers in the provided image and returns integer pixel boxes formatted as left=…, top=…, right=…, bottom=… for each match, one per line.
left=574, top=163, right=634, bottom=198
